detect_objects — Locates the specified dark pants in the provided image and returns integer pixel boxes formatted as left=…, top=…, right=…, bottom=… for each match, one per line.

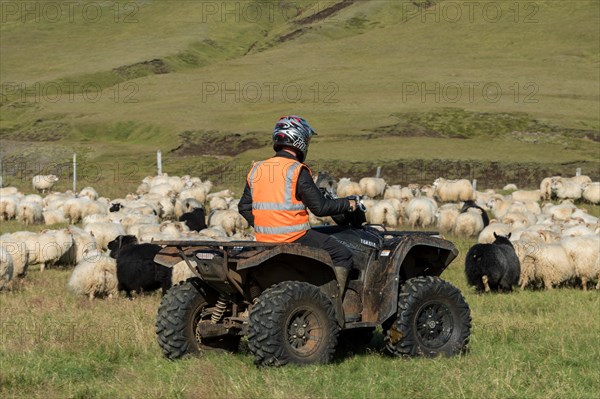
left=294, top=229, right=353, bottom=270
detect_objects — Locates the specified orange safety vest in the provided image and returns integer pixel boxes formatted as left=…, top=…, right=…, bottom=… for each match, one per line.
left=247, top=156, right=311, bottom=242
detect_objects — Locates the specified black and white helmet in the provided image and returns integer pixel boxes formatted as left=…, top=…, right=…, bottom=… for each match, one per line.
left=272, top=115, right=317, bottom=162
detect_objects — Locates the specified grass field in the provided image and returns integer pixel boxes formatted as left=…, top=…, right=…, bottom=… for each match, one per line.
left=1, top=234, right=599, bottom=399
left=1, top=0, right=600, bottom=397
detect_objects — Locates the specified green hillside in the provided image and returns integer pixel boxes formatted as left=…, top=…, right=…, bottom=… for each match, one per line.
left=1, top=0, right=599, bottom=194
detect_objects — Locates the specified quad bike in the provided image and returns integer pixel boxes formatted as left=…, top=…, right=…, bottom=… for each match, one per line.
left=154, top=198, right=471, bottom=366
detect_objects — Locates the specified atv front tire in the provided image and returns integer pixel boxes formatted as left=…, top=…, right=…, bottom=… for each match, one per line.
left=248, top=281, right=339, bottom=366
left=385, top=276, right=471, bottom=357
left=156, top=280, right=239, bottom=359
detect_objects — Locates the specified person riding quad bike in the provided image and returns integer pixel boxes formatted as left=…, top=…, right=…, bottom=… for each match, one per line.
left=237, top=115, right=359, bottom=296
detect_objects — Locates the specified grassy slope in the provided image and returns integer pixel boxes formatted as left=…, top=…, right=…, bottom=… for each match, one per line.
left=1, top=0, right=599, bottom=196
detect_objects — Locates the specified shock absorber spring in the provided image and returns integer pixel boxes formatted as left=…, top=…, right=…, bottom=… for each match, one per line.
left=211, top=295, right=228, bottom=324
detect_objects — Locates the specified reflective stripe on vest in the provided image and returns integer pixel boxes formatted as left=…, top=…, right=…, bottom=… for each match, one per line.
left=247, top=157, right=310, bottom=242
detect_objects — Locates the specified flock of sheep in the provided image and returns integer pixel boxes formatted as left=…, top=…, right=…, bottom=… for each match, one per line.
left=0, top=171, right=598, bottom=298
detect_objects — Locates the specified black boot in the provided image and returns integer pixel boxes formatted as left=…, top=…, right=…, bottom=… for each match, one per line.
left=334, top=266, right=349, bottom=298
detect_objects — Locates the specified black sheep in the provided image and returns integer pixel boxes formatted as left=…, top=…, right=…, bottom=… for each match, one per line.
left=109, top=202, right=123, bottom=212
left=108, top=235, right=172, bottom=297
left=460, top=200, right=489, bottom=227
left=465, top=233, right=520, bottom=293
left=179, top=207, right=207, bottom=232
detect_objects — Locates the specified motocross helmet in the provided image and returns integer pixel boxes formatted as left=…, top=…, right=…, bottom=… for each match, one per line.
left=272, top=115, right=317, bottom=162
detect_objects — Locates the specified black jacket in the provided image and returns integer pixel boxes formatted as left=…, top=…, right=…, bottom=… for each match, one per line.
left=238, top=151, right=350, bottom=227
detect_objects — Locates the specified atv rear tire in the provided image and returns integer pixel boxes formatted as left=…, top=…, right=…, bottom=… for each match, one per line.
left=156, top=280, right=239, bottom=359
left=385, top=276, right=471, bottom=357
left=248, top=281, right=339, bottom=366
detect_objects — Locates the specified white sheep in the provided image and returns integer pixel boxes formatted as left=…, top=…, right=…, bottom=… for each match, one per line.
left=32, top=175, right=59, bottom=193
left=0, top=186, right=19, bottom=196
left=518, top=242, right=575, bottom=290
left=209, top=196, right=229, bottom=211
left=174, top=198, right=204, bottom=218
left=543, top=200, right=576, bottom=221
left=149, top=183, right=176, bottom=198
left=511, top=190, right=541, bottom=203
left=58, top=226, right=98, bottom=266
left=501, top=212, right=536, bottom=229
left=0, top=195, right=19, bottom=221
left=367, top=200, right=398, bottom=227
left=24, top=194, right=44, bottom=207
left=503, top=184, right=518, bottom=191
left=63, top=198, right=108, bottom=224
left=383, top=185, right=402, bottom=200
left=0, top=247, right=14, bottom=290
left=172, top=260, right=197, bottom=285
left=560, top=235, right=599, bottom=290
left=420, top=185, right=435, bottom=198
left=17, top=201, right=43, bottom=225
left=407, top=197, right=437, bottom=228
left=43, top=209, right=67, bottom=225
left=136, top=182, right=150, bottom=195
left=453, top=207, right=484, bottom=237
left=179, top=186, right=210, bottom=204
left=487, top=196, right=514, bottom=219
left=67, top=249, right=118, bottom=300
left=436, top=204, right=460, bottom=234
left=336, top=178, right=362, bottom=198
left=582, top=182, right=600, bottom=204
left=432, top=178, right=473, bottom=202
left=478, top=222, right=512, bottom=244
left=198, top=226, right=229, bottom=239
left=20, top=229, right=72, bottom=271
left=79, top=187, right=99, bottom=200
left=359, top=177, right=386, bottom=198
left=207, top=189, right=235, bottom=200
left=551, top=179, right=582, bottom=200
left=0, top=232, right=32, bottom=277
left=208, top=210, right=245, bottom=237
left=84, top=222, right=126, bottom=251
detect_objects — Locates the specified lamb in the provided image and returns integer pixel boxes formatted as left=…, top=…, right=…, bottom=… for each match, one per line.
left=16, top=201, right=43, bottom=225
left=560, top=235, right=599, bottom=290
left=107, top=235, right=139, bottom=259
left=336, top=178, right=362, bottom=198
left=67, top=249, right=118, bottom=300
left=511, top=190, right=541, bottom=203
left=179, top=208, right=207, bottom=232
left=0, top=247, right=14, bottom=290
left=208, top=209, right=246, bottom=236
left=582, top=182, right=600, bottom=204
left=432, top=178, right=474, bottom=202
left=359, top=177, right=386, bottom=199
left=32, top=174, right=59, bottom=193
left=116, top=243, right=172, bottom=297
left=465, top=233, right=520, bottom=293
left=406, top=197, right=437, bottom=228
left=453, top=207, right=484, bottom=237
left=84, top=222, right=126, bottom=251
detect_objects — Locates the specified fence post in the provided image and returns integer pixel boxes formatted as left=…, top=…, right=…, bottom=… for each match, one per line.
left=472, top=179, right=477, bottom=191
left=576, top=168, right=581, bottom=177
left=157, top=150, right=162, bottom=176
left=375, top=166, right=381, bottom=178
left=73, top=153, right=77, bottom=192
